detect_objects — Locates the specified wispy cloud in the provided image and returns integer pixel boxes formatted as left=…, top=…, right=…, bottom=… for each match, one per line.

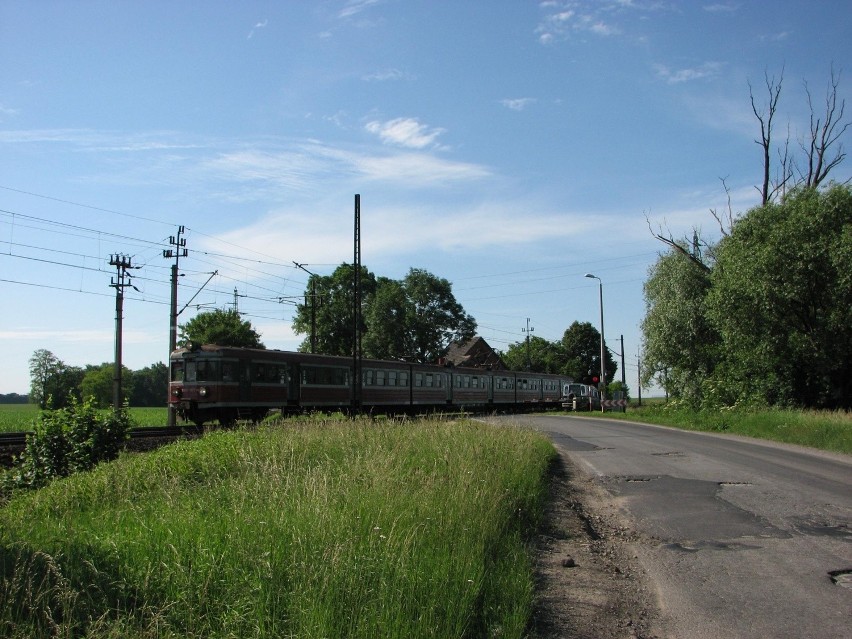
left=362, top=68, right=412, bottom=82
left=537, top=1, right=623, bottom=44
left=364, top=117, right=445, bottom=149
left=500, top=98, right=537, bottom=111
left=202, top=198, right=597, bottom=270
left=247, top=19, right=268, bottom=39
left=654, top=61, right=722, bottom=84
left=338, top=0, right=382, bottom=19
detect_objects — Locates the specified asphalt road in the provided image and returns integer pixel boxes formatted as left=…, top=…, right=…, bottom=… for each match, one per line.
left=504, top=414, right=852, bottom=639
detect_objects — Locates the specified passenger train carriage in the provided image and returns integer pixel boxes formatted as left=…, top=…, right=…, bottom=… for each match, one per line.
left=169, top=344, right=574, bottom=425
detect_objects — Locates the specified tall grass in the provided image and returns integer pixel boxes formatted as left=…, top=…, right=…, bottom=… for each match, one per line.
left=0, top=417, right=556, bottom=638
left=610, top=404, right=852, bottom=454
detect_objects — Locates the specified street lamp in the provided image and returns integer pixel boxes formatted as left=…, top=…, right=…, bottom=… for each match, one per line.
left=584, top=273, right=606, bottom=410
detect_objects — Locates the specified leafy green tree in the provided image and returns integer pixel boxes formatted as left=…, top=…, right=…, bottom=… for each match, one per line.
left=397, top=268, right=476, bottom=363
left=294, top=265, right=475, bottom=364
left=80, top=363, right=134, bottom=408
left=179, top=309, right=264, bottom=349
left=561, top=321, right=617, bottom=385
left=131, top=362, right=169, bottom=407
left=502, top=335, right=565, bottom=373
left=641, top=249, right=720, bottom=407
left=707, top=185, right=852, bottom=408
left=293, top=264, right=377, bottom=356
left=28, top=349, right=63, bottom=409
left=363, top=277, right=410, bottom=360
left=28, top=349, right=83, bottom=409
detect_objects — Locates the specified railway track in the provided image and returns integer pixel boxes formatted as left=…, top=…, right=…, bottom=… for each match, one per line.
left=0, top=424, right=209, bottom=466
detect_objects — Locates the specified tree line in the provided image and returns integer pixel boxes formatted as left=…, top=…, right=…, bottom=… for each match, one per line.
left=28, top=349, right=168, bottom=409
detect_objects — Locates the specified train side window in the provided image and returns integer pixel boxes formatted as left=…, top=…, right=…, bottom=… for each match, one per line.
left=388, top=371, right=397, bottom=387
left=376, top=371, right=386, bottom=386
left=425, top=373, right=434, bottom=388
left=171, top=360, right=185, bottom=382
left=365, top=370, right=374, bottom=386
left=399, top=371, right=408, bottom=387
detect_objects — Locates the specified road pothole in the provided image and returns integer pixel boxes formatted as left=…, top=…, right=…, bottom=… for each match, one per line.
left=829, top=569, right=852, bottom=589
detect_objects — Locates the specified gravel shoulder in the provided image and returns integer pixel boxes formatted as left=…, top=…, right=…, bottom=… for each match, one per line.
left=530, top=454, right=668, bottom=639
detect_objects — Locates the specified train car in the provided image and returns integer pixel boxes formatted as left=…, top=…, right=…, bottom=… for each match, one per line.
left=170, top=344, right=575, bottom=424
left=449, top=369, right=491, bottom=410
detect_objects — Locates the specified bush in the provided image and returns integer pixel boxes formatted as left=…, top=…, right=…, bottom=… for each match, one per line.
left=2, top=397, right=132, bottom=494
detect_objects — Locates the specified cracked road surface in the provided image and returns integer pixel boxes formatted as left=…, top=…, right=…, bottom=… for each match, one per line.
left=500, top=415, right=852, bottom=639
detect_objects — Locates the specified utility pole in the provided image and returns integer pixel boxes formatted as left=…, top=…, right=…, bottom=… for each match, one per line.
left=110, top=254, right=135, bottom=412
left=163, top=226, right=187, bottom=427
left=637, top=351, right=643, bottom=407
left=293, top=262, right=317, bottom=353
left=352, top=194, right=362, bottom=413
left=522, top=318, right=534, bottom=370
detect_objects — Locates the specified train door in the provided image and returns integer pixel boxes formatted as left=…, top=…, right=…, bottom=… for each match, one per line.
left=239, top=359, right=252, bottom=402
left=288, top=363, right=300, bottom=405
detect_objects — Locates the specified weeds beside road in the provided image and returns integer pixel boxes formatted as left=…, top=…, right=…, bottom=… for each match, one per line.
left=583, top=402, right=852, bottom=455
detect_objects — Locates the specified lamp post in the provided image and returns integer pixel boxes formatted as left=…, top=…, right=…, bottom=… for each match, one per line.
left=584, top=273, right=606, bottom=410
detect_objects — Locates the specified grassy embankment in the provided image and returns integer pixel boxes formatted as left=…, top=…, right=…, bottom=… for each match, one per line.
left=0, top=417, right=556, bottom=638
left=599, top=400, right=852, bottom=455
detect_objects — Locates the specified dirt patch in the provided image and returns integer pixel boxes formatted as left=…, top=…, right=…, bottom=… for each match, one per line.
left=529, top=455, right=666, bottom=639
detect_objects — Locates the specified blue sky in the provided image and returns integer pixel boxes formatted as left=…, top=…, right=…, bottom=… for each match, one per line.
left=1, top=1, right=850, bottom=395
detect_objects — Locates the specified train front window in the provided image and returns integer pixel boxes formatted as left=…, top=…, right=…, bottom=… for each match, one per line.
left=196, top=360, right=220, bottom=382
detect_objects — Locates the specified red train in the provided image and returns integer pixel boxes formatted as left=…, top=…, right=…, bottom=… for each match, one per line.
left=169, top=344, right=574, bottom=425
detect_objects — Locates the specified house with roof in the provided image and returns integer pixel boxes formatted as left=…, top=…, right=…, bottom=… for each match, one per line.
left=439, top=336, right=507, bottom=370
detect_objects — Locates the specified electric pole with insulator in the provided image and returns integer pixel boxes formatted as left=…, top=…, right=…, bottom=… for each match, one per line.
left=523, top=318, right=534, bottom=370
left=163, top=226, right=187, bottom=426
left=110, top=254, right=136, bottom=412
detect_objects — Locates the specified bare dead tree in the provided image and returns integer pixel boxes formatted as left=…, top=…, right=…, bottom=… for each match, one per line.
left=645, top=213, right=712, bottom=273
left=801, top=66, right=849, bottom=189
left=709, top=177, right=735, bottom=237
left=750, top=67, right=784, bottom=205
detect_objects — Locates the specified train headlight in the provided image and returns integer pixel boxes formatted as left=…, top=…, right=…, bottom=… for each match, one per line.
left=171, top=387, right=182, bottom=398
left=199, top=386, right=208, bottom=398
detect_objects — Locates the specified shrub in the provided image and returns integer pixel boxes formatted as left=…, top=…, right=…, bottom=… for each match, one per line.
left=2, top=397, right=132, bottom=494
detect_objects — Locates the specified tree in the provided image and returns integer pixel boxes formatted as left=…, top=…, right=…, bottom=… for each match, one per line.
left=179, top=309, right=264, bottom=349
left=362, top=277, right=411, bottom=360
left=561, top=321, right=617, bottom=385
left=706, top=185, right=852, bottom=408
left=293, top=264, right=377, bottom=356
left=80, top=363, right=134, bottom=408
left=29, top=349, right=62, bottom=409
left=294, top=265, right=475, bottom=364
left=396, top=269, right=476, bottom=363
left=131, top=362, right=169, bottom=407
left=502, top=335, right=565, bottom=373
left=28, top=349, right=82, bottom=409
left=641, top=249, right=720, bottom=406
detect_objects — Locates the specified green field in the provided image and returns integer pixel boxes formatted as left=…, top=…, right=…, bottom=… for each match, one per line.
left=0, top=405, right=169, bottom=433
left=0, top=417, right=555, bottom=638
